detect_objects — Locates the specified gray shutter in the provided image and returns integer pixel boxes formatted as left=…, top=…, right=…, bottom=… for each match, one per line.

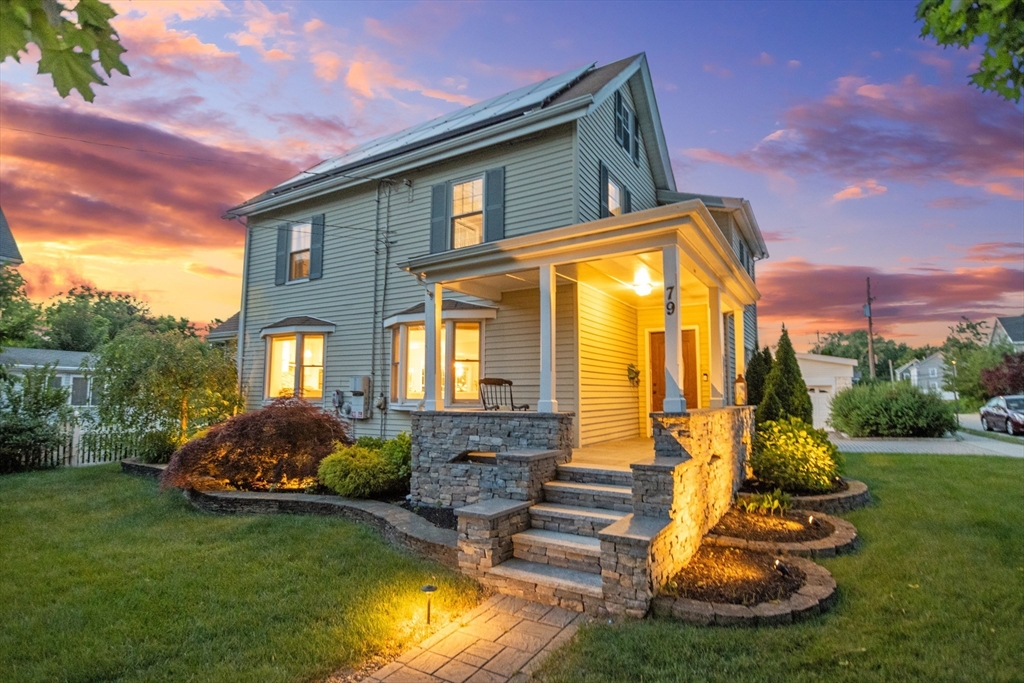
left=309, top=214, right=325, bottom=280
left=623, top=187, right=632, bottom=214
left=598, top=162, right=609, bottom=218
left=614, top=91, right=623, bottom=145
left=632, top=115, right=641, bottom=164
left=429, top=183, right=448, bottom=253
left=274, top=224, right=289, bottom=285
left=484, top=167, right=505, bottom=242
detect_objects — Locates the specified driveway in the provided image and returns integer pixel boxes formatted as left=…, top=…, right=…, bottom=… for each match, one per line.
left=831, top=431, right=1023, bottom=458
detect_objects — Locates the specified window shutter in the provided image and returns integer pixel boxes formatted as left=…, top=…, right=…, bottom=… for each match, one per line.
left=599, top=161, right=609, bottom=218
left=275, top=224, right=289, bottom=285
left=309, top=214, right=325, bottom=280
left=429, top=183, right=448, bottom=253
left=484, top=167, right=505, bottom=242
left=614, top=91, right=623, bottom=145
left=623, top=187, right=632, bottom=214
left=632, top=114, right=641, bottom=164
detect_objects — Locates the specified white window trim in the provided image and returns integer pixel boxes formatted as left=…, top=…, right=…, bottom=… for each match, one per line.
left=389, top=319, right=485, bottom=411
left=263, top=332, right=327, bottom=401
left=383, top=306, right=496, bottom=330
left=287, top=222, right=312, bottom=282
left=607, top=172, right=625, bottom=217
left=450, top=174, right=485, bottom=250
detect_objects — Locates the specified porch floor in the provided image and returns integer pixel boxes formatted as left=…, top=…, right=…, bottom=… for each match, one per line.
left=570, top=437, right=654, bottom=469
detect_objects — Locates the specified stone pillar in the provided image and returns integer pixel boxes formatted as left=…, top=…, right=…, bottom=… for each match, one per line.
left=661, top=245, right=686, bottom=413
left=423, top=283, right=443, bottom=411
left=538, top=263, right=558, bottom=413
left=456, top=499, right=532, bottom=577
left=708, top=287, right=724, bottom=408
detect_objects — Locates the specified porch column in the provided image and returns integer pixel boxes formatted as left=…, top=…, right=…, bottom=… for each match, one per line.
left=538, top=264, right=559, bottom=413
left=709, top=287, right=724, bottom=408
left=423, top=283, right=443, bottom=411
left=661, top=245, right=686, bottom=413
left=734, top=307, right=746, bottom=381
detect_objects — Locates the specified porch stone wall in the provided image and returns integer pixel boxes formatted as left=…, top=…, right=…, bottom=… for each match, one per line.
left=410, top=411, right=574, bottom=507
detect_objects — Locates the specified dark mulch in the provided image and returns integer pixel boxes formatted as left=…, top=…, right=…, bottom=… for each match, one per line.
left=664, top=546, right=805, bottom=605
left=739, top=477, right=848, bottom=496
left=712, top=508, right=833, bottom=542
left=401, top=501, right=457, bottom=530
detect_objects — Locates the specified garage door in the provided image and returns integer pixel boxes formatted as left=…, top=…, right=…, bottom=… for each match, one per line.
left=808, top=387, right=833, bottom=430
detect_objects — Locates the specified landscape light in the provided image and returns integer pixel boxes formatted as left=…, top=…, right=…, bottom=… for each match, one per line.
left=808, top=515, right=814, bottom=525
left=774, top=559, right=792, bottom=577
left=421, top=584, right=437, bottom=624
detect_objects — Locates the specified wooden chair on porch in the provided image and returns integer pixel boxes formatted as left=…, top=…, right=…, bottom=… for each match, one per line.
left=479, top=378, right=529, bottom=411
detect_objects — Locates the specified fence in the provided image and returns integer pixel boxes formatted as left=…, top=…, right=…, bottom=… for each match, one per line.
left=7, top=428, right=148, bottom=472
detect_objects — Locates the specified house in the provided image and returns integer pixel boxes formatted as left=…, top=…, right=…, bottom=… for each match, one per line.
left=206, top=312, right=239, bottom=347
left=0, top=207, right=24, bottom=265
left=990, top=315, right=1024, bottom=353
left=895, top=352, right=954, bottom=400
left=225, top=54, right=768, bottom=617
left=0, top=347, right=97, bottom=409
left=795, top=353, right=857, bottom=430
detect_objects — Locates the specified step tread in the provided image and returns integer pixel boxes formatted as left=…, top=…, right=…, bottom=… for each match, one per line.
left=543, top=481, right=632, bottom=497
left=530, top=503, right=629, bottom=522
left=513, top=528, right=602, bottom=555
left=559, top=463, right=633, bottom=475
left=488, top=558, right=603, bottom=597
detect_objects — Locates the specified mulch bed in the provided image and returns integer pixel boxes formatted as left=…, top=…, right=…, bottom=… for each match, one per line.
left=739, top=477, right=848, bottom=496
left=664, top=546, right=805, bottom=605
left=401, top=501, right=457, bottom=530
left=711, top=509, right=834, bottom=543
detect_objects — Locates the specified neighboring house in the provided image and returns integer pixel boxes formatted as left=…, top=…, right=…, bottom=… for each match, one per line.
left=206, top=312, right=239, bottom=347
left=795, top=353, right=857, bottom=430
left=990, top=315, right=1024, bottom=353
left=0, top=206, right=24, bottom=265
left=895, top=352, right=954, bottom=400
left=225, top=54, right=768, bottom=448
left=0, top=347, right=97, bottom=409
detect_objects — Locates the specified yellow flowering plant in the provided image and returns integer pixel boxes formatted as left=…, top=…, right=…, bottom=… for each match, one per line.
left=751, top=417, right=843, bottom=494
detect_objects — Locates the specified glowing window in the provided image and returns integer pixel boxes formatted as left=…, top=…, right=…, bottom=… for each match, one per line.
left=266, top=333, right=324, bottom=398
left=451, top=177, right=484, bottom=249
left=392, top=322, right=481, bottom=405
left=289, top=223, right=311, bottom=281
left=607, top=176, right=623, bottom=217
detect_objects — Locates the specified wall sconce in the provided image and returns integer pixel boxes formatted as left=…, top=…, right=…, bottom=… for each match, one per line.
left=421, top=584, right=437, bottom=624
left=632, top=267, right=653, bottom=296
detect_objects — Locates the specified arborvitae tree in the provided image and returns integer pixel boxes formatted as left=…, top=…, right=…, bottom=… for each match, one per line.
left=757, top=326, right=813, bottom=425
left=745, top=346, right=773, bottom=406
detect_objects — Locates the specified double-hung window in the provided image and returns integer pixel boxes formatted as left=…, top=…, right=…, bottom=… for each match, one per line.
left=390, top=321, right=482, bottom=406
left=614, top=91, right=640, bottom=163
left=607, top=175, right=624, bottom=217
left=266, top=333, right=324, bottom=399
left=289, top=223, right=311, bottom=281
left=451, top=177, right=484, bottom=249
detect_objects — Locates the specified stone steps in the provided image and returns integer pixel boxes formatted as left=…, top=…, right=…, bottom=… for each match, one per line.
left=529, top=502, right=629, bottom=537
left=542, top=481, right=633, bottom=512
left=484, top=558, right=604, bottom=613
left=512, top=528, right=602, bottom=574
left=557, top=463, right=633, bottom=487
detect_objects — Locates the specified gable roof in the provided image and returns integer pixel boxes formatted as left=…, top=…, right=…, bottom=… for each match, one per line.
left=994, top=315, right=1024, bottom=344
left=0, top=347, right=91, bottom=370
left=226, top=54, right=675, bottom=218
left=206, top=312, right=239, bottom=342
left=0, top=207, right=24, bottom=265
left=895, top=351, right=945, bottom=375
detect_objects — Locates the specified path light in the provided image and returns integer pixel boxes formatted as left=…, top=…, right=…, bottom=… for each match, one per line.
left=808, top=515, right=814, bottom=525
left=421, top=584, right=437, bottom=624
left=774, top=558, right=792, bottom=577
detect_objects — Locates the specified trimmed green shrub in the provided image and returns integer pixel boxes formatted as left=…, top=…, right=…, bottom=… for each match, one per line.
left=745, top=346, right=773, bottom=407
left=0, top=365, right=75, bottom=474
left=752, top=417, right=842, bottom=494
left=757, top=327, right=813, bottom=425
left=829, top=381, right=957, bottom=437
left=318, top=432, right=412, bottom=499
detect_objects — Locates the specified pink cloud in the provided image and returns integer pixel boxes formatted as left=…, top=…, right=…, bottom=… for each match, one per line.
left=345, top=58, right=476, bottom=105
left=310, top=51, right=343, bottom=81
left=951, top=242, right=1024, bottom=264
left=928, top=196, right=987, bottom=209
left=762, top=230, right=800, bottom=243
left=754, top=52, right=775, bottom=66
left=304, top=18, right=325, bottom=32
left=703, top=63, right=732, bottom=79
left=18, top=262, right=96, bottom=300
left=832, top=178, right=887, bottom=201
left=788, top=60, right=801, bottom=69
left=470, top=59, right=560, bottom=86
left=186, top=263, right=240, bottom=278
left=228, top=0, right=295, bottom=62
left=112, top=5, right=242, bottom=79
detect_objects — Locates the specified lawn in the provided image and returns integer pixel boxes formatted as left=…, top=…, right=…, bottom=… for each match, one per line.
left=0, top=464, right=480, bottom=683
left=537, top=453, right=1024, bottom=683
left=959, top=427, right=1023, bottom=446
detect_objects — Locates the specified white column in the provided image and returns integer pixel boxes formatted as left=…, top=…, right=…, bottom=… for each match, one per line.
left=538, top=264, right=559, bottom=413
left=423, top=283, right=443, bottom=410
left=709, top=286, right=724, bottom=408
left=662, top=245, right=686, bottom=413
left=734, top=306, right=746, bottom=381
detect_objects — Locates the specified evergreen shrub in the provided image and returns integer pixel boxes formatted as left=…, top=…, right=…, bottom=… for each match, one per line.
left=318, top=432, right=412, bottom=499
left=829, top=382, right=956, bottom=438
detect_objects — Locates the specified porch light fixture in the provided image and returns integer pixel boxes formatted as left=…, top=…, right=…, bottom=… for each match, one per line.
left=632, top=267, right=653, bottom=296
left=421, top=584, right=437, bottom=624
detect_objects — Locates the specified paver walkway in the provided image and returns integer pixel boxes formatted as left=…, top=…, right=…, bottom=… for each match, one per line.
left=831, top=433, right=1023, bottom=458
left=364, top=595, right=587, bottom=683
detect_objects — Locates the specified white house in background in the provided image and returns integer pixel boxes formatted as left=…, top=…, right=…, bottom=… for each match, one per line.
left=795, top=352, right=857, bottom=430
left=894, top=352, right=954, bottom=400
left=0, top=348, right=97, bottom=409
left=990, top=315, right=1024, bottom=353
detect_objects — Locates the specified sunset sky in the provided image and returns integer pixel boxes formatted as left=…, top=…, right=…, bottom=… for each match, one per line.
left=1, top=0, right=1021, bottom=349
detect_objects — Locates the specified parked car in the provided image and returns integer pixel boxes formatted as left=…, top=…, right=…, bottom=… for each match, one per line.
left=980, top=395, right=1024, bottom=435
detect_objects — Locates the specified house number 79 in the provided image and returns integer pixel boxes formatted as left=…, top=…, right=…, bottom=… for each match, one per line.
left=665, top=286, right=676, bottom=316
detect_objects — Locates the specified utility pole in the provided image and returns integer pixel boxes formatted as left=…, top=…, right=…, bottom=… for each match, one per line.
left=864, top=277, right=876, bottom=380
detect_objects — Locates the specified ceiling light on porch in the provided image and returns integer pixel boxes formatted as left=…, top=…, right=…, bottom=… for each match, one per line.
left=632, top=267, right=653, bottom=296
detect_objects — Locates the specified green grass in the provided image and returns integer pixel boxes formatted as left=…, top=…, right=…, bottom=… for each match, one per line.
left=0, top=465, right=480, bottom=683
left=959, top=427, right=1024, bottom=445
left=537, top=453, right=1024, bottom=683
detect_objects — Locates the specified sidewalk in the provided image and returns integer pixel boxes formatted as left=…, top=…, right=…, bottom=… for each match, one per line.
left=831, top=433, right=1023, bottom=458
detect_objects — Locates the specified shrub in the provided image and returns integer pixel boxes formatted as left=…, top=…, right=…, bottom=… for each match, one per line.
left=739, top=488, right=793, bottom=516
left=318, top=432, right=412, bottom=499
left=757, top=326, right=813, bottom=425
left=160, top=398, right=350, bottom=491
left=0, top=365, right=75, bottom=474
left=745, top=346, right=773, bottom=407
left=829, top=382, right=956, bottom=437
left=980, top=352, right=1024, bottom=396
left=751, top=417, right=842, bottom=495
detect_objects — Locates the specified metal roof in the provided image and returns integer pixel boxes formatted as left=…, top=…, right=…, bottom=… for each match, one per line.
left=0, top=207, right=24, bottom=265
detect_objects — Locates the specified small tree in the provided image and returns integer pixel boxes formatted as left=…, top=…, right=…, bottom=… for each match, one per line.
left=981, top=352, right=1024, bottom=396
left=0, top=264, right=39, bottom=350
left=745, top=346, right=773, bottom=406
left=942, top=317, right=1008, bottom=410
left=757, top=326, right=813, bottom=425
left=91, top=325, right=242, bottom=460
left=0, top=364, right=75, bottom=473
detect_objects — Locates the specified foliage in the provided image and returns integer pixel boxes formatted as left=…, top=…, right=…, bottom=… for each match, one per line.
left=829, top=381, right=957, bottom=437
left=744, top=346, right=772, bottom=407
left=0, top=0, right=129, bottom=102
left=738, top=488, right=792, bottom=516
left=811, top=329, right=933, bottom=381
left=757, top=326, right=813, bottom=425
left=917, top=0, right=1024, bottom=102
left=91, top=325, right=241, bottom=454
left=319, top=432, right=413, bottom=499
left=751, top=417, right=841, bottom=494
left=942, top=317, right=1009, bottom=406
left=0, top=264, right=39, bottom=350
left=980, top=352, right=1024, bottom=396
left=160, top=398, right=351, bottom=491
left=0, top=364, right=74, bottom=473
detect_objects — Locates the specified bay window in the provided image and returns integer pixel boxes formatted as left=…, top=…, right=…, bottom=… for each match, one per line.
left=266, top=333, right=324, bottom=399
left=391, top=321, right=482, bottom=406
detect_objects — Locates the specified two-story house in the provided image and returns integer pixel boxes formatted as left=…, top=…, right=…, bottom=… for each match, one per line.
left=895, top=352, right=955, bottom=400
left=226, top=54, right=767, bottom=448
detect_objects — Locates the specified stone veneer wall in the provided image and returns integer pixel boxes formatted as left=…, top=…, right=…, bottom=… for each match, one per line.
left=456, top=499, right=533, bottom=578
left=410, top=411, right=574, bottom=506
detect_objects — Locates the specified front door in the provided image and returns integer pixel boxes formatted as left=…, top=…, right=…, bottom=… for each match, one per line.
left=650, top=330, right=698, bottom=411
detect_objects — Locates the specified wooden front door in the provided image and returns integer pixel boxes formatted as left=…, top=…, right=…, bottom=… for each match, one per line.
left=649, top=330, right=698, bottom=411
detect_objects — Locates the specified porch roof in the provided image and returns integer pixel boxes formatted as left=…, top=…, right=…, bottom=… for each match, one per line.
left=401, top=200, right=760, bottom=307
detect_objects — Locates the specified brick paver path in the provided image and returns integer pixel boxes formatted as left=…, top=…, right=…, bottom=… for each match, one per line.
left=364, top=595, right=587, bottom=683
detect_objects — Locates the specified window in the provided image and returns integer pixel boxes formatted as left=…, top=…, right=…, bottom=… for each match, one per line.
left=391, top=321, right=481, bottom=405
left=929, top=381, right=939, bottom=392
left=71, top=377, right=89, bottom=406
left=607, top=175, right=624, bottom=217
left=614, top=91, right=632, bottom=154
left=929, top=367, right=937, bottom=377
left=289, top=223, right=311, bottom=281
left=451, top=177, right=484, bottom=249
left=266, top=333, right=324, bottom=398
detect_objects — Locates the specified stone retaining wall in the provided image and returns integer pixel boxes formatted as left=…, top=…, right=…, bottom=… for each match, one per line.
left=736, top=478, right=871, bottom=514
left=704, top=512, right=859, bottom=558
left=120, top=458, right=166, bottom=478
left=456, top=499, right=533, bottom=578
